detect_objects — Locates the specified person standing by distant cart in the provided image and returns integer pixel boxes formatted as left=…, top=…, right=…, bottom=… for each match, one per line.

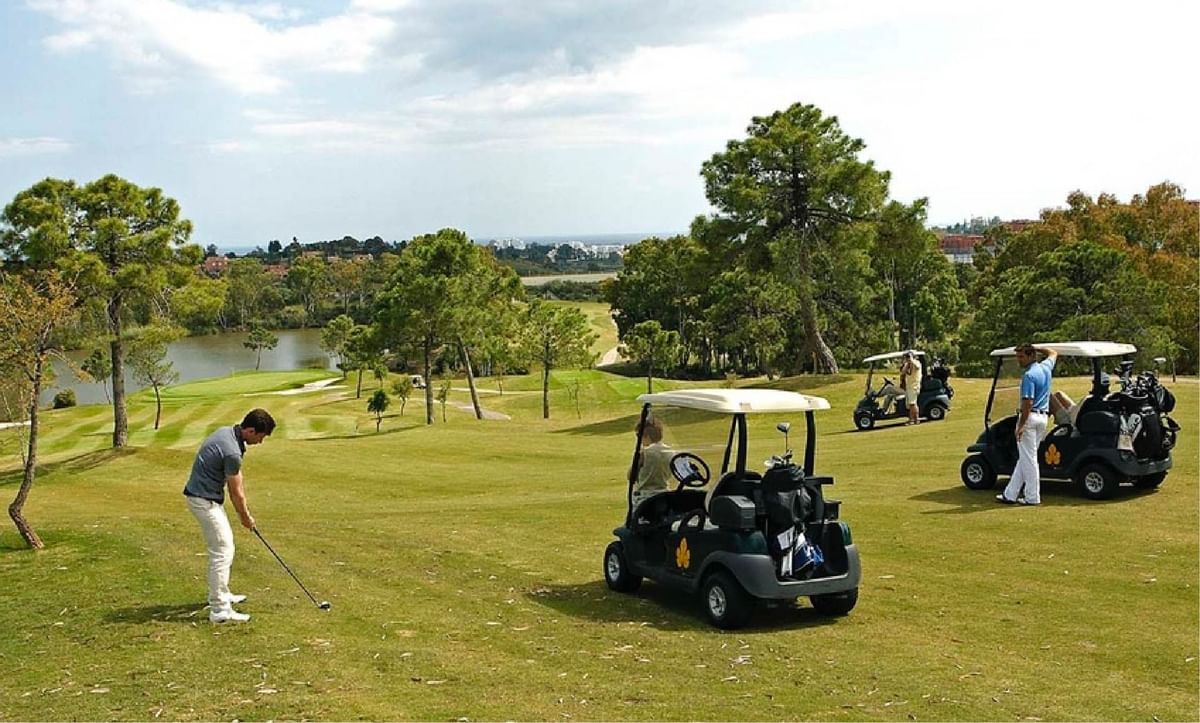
left=899, top=351, right=923, bottom=425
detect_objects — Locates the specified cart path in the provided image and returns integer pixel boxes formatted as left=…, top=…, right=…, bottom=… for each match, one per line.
left=449, top=401, right=511, bottom=421
left=260, top=378, right=344, bottom=396
left=598, top=346, right=621, bottom=366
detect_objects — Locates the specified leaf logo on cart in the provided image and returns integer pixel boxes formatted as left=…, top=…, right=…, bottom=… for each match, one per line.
left=675, top=538, right=691, bottom=569
left=1044, top=444, right=1062, bottom=466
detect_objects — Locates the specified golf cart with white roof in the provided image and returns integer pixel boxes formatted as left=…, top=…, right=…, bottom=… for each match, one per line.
left=960, top=341, right=1179, bottom=500
left=603, top=389, right=861, bottom=629
left=853, top=350, right=953, bottom=430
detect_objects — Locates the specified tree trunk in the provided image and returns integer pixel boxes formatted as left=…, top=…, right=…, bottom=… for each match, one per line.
left=887, top=259, right=900, bottom=350
left=153, top=384, right=163, bottom=430
left=109, top=297, right=128, bottom=448
left=375, top=415, right=381, bottom=432
left=458, top=338, right=483, bottom=420
left=542, top=340, right=551, bottom=419
left=646, top=368, right=653, bottom=394
left=355, top=368, right=363, bottom=399
left=10, top=363, right=45, bottom=549
left=255, top=348, right=262, bottom=370
left=797, top=289, right=838, bottom=373
left=423, top=337, right=434, bottom=425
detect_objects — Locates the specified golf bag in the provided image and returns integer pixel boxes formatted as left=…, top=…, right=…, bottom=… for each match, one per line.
left=761, top=463, right=824, bottom=579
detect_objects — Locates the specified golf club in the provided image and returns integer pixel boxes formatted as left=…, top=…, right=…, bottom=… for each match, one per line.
left=252, top=527, right=331, bottom=611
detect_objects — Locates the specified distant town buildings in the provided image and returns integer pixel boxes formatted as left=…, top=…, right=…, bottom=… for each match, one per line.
left=937, top=234, right=984, bottom=264
left=935, top=219, right=1038, bottom=264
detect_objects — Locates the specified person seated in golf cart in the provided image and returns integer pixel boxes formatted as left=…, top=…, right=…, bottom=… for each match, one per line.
left=631, top=414, right=674, bottom=505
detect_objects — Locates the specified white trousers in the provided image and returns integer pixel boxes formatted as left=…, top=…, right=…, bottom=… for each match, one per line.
left=1004, top=412, right=1048, bottom=504
left=186, top=496, right=236, bottom=612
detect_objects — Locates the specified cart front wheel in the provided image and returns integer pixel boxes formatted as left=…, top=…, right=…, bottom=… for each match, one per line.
left=961, top=455, right=996, bottom=490
left=604, top=542, right=642, bottom=593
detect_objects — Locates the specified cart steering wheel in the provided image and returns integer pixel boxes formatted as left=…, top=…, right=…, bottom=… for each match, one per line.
left=670, top=453, right=710, bottom=488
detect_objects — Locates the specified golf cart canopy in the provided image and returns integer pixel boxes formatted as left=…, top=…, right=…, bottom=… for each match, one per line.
left=862, top=350, right=925, bottom=364
left=637, top=389, right=831, bottom=414
left=989, top=341, right=1137, bottom=358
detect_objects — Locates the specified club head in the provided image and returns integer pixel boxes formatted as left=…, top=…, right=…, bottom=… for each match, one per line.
left=318, top=601, right=332, bottom=610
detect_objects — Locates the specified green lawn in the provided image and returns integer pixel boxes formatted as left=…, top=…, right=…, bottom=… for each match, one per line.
left=0, top=368, right=1196, bottom=721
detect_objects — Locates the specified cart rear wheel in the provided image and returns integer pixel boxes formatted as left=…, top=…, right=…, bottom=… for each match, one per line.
left=701, top=570, right=752, bottom=629
left=1075, top=462, right=1120, bottom=500
left=810, top=587, right=858, bottom=616
left=1133, top=471, right=1167, bottom=489
left=926, top=404, right=946, bottom=421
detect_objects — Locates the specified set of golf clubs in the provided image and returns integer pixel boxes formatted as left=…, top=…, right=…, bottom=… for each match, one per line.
left=252, top=526, right=331, bottom=611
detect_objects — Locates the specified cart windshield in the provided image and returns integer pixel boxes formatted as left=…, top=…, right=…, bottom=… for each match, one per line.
left=637, top=406, right=807, bottom=480
left=988, top=357, right=1107, bottom=426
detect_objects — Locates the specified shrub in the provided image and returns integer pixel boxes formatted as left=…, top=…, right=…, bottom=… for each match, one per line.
left=52, top=389, right=77, bottom=409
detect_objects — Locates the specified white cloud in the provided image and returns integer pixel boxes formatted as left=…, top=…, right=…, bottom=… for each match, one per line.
left=28, top=0, right=399, bottom=94
left=0, top=137, right=72, bottom=156
left=236, top=43, right=776, bottom=152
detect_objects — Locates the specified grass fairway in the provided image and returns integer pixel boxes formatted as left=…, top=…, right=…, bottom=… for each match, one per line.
left=549, top=300, right=619, bottom=358
left=0, top=368, right=1196, bottom=720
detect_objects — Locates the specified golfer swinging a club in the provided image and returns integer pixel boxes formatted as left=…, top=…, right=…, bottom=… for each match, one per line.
left=183, top=409, right=275, bottom=623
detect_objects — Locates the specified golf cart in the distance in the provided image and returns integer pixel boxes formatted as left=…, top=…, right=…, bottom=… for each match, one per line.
left=960, top=341, right=1179, bottom=500
left=853, top=350, right=953, bottom=430
left=604, top=389, right=861, bottom=629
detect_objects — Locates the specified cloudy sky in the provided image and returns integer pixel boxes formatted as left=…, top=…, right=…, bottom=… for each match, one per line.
left=1, top=0, right=1196, bottom=247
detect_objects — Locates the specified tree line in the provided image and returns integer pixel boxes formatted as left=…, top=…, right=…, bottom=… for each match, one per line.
left=605, top=103, right=1196, bottom=385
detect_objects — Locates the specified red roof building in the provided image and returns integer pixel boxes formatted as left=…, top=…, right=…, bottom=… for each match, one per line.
left=938, top=234, right=984, bottom=264
left=200, top=256, right=229, bottom=277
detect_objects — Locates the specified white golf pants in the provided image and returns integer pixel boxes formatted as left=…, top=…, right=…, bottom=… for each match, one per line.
left=186, top=496, right=236, bottom=612
left=1004, top=412, right=1048, bottom=504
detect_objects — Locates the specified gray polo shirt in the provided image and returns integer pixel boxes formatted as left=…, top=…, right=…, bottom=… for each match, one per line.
left=183, top=425, right=246, bottom=503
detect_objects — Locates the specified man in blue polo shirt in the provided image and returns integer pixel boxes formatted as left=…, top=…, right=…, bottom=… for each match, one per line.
left=184, top=408, right=275, bottom=623
left=998, top=344, right=1058, bottom=506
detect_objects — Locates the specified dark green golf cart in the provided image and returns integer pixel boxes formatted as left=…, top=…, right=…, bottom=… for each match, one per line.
left=604, top=389, right=861, bottom=629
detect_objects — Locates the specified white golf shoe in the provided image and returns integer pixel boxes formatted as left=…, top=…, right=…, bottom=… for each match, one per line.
left=210, top=608, right=250, bottom=624
left=227, top=593, right=247, bottom=604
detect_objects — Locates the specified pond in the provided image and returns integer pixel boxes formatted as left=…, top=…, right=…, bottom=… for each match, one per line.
left=37, top=328, right=335, bottom=407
